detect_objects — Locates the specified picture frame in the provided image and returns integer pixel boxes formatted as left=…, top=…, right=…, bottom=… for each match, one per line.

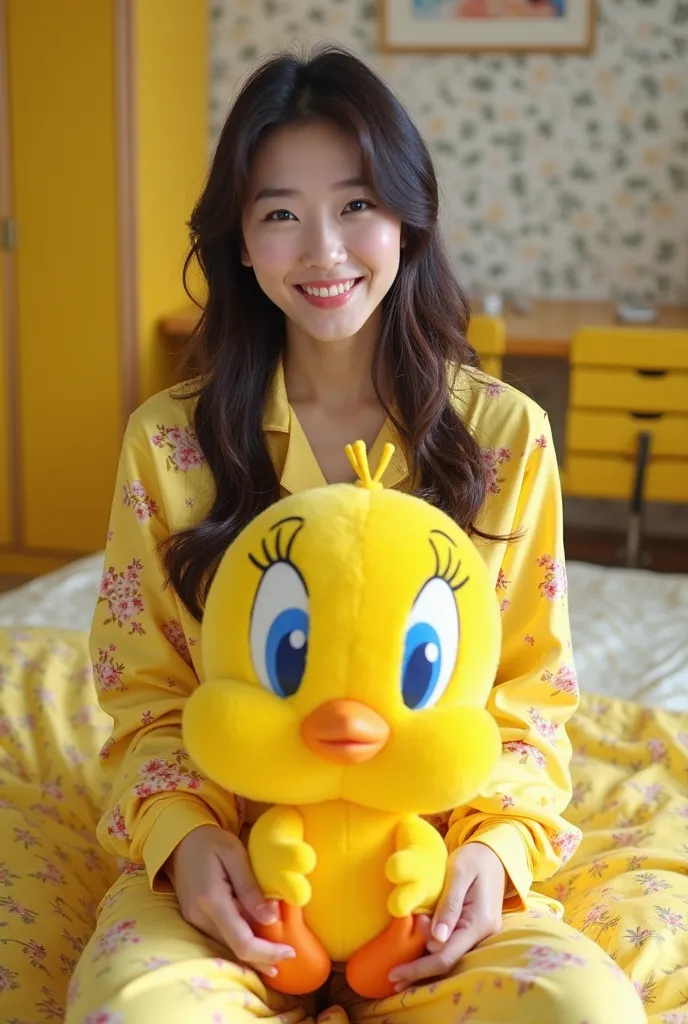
left=380, top=0, right=596, bottom=55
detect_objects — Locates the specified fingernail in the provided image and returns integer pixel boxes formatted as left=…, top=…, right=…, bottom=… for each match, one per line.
left=282, top=948, right=296, bottom=959
left=394, top=983, right=406, bottom=993
left=265, top=966, right=278, bottom=978
left=433, top=922, right=450, bottom=943
left=256, top=903, right=278, bottom=924
left=388, top=969, right=402, bottom=983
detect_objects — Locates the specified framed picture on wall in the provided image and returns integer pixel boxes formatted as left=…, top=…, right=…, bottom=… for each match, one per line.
left=380, top=1, right=596, bottom=54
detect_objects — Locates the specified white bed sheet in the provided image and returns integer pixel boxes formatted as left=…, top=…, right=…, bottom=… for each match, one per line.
left=0, top=553, right=686, bottom=711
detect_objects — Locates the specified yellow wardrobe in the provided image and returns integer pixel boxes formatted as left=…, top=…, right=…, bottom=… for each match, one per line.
left=0, top=0, right=207, bottom=576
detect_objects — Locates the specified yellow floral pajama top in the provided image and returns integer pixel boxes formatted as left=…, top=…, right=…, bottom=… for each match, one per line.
left=65, top=364, right=647, bottom=1023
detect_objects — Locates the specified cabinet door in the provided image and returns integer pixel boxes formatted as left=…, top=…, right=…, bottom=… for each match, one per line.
left=7, top=0, right=123, bottom=553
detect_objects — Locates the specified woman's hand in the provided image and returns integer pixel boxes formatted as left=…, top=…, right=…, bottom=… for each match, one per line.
left=389, top=842, right=506, bottom=990
left=166, top=824, right=296, bottom=978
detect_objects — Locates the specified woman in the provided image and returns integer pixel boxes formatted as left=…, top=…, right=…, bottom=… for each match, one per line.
left=67, top=46, right=645, bottom=1024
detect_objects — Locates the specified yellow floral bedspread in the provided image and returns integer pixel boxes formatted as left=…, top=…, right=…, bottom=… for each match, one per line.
left=0, top=627, right=687, bottom=1022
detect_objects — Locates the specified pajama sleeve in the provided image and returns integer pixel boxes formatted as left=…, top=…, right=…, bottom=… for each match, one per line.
left=446, top=412, right=581, bottom=909
left=90, top=409, right=240, bottom=889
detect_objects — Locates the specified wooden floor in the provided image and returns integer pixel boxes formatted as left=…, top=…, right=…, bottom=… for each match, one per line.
left=564, top=528, right=688, bottom=574
left=0, top=573, right=31, bottom=594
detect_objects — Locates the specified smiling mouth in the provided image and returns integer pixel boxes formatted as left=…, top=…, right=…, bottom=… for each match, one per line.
left=294, top=277, right=364, bottom=308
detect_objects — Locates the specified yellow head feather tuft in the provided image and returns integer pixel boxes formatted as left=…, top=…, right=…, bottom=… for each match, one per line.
left=344, top=440, right=395, bottom=491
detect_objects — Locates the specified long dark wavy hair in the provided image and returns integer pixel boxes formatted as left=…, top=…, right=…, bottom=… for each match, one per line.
left=164, top=45, right=489, bottom=621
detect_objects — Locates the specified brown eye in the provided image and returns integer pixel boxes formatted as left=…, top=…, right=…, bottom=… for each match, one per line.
left=344, top=199, right=373, bottom=214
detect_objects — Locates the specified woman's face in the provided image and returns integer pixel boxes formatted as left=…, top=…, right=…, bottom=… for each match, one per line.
left=241, top=120, right=403, bottom=345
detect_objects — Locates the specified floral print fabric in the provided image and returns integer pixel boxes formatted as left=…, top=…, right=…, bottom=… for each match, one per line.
left=66, top=873, right=646, bottom=1024
left=0, top=628, right=118, bottom=1022
left=90, top=373, right=584, bottom=913
left=1, top=628, right=686, bottom=1020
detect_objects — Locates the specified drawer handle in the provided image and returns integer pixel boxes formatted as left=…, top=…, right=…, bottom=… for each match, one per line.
left=636, top=368, right=667, bottom=378
left=630, top=411, right=663, bottom=420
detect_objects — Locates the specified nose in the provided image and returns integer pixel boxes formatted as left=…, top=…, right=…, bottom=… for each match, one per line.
left=301, top=217, right=347, bottom=270
left=301, top=700, right=390, bottom=765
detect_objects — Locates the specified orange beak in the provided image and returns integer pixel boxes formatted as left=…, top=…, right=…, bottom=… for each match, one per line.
left=301, top=700, right=390, bottom=765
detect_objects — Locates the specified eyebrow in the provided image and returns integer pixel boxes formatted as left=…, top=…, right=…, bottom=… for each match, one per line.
left=253, top=176, right=368, bottom=203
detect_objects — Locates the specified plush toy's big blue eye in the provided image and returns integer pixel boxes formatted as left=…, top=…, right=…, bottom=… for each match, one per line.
left=401, top=577, right=459, bottom=710
left=265, top=607, right=309, bottom=697
left=251, top=561, right=309, bottom=698
left=402, top=622, right=442, bottom=709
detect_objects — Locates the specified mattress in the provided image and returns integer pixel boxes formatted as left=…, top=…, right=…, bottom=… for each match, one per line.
left=0, top=553, right=686, bottom=711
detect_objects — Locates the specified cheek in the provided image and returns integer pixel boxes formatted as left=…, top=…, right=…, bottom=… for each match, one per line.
left=244, top=229, right=298, bottom=279
left=354, top=220, right=402, bottom=277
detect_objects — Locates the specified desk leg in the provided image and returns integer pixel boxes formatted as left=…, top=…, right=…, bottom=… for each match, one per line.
left=626, top=431, right=651, bottom=569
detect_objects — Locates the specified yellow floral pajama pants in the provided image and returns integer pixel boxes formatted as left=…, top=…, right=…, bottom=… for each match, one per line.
left=64, top=868, right=647, bottom=1024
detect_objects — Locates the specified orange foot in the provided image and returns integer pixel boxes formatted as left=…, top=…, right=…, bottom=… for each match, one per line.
left=346, top=915, right=426, bottom=999
left=255, top=901, right=331, bottom=996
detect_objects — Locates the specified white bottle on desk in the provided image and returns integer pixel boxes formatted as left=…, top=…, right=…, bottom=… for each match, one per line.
left=483, top=292, right=503, bottom=317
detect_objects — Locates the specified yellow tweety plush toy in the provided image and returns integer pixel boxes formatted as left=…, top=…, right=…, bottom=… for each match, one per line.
left=183, top=441, right=502, bottom=999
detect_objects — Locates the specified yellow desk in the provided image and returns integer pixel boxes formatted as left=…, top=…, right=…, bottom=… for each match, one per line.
left=503, top=300, right=688, bottom=358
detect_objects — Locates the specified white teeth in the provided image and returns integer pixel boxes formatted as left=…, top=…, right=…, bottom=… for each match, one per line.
left=303, top=279, right=357, bottom=297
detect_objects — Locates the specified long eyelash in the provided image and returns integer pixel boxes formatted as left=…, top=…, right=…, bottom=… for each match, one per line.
left=429, top=531, right=469, bottom=592
left=249, top=517, right=305, bottom=572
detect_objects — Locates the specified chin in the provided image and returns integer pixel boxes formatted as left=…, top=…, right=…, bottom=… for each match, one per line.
left=298, top=313, right=374, bottom=345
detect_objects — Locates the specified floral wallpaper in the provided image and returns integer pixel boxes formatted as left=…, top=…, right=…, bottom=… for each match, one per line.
left=209, top=0, right=688, bottom=303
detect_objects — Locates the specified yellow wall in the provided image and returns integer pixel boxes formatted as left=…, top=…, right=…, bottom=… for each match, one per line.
left=0, top=1, right=207, bottom=574
left=7, top=0, right=122, bottom=553
left=134, top=0, right=207, bottom=403
left=0, top=249, right=10, bottom=547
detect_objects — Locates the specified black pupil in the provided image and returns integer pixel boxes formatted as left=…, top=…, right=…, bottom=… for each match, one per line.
left=402, top=644, right=434, bottom=710
left=276, top=631, right=307, bottom=697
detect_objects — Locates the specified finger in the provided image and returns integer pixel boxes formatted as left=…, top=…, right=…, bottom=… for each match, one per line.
left=317, top=1007, right=349, bottom=1023
left=435, top=911, right=500, bottom=963
left=388, top=926, right=480, bottom=989
left=218, top=844, right=277, bottom=926
left=202, top=893, right=295, bottom=966
left=430, top=864, right=474, bottom=943
left=194, top=912, right=280, bottom=980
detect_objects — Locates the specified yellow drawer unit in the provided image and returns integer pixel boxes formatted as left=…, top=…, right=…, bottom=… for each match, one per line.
left=564, top=325, right=688, bottom=567
left=565, top=455, right=688, bottom=503
left=567, top=410, right=688, bottom=458
left=467, top=315, right=506, bottom=380
left=572, top=327, right=688, bottom=372
left=570, top=368, right=688, bottom=415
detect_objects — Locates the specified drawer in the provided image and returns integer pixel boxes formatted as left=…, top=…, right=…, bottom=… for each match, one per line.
left=571, top=368, right=688, bottom=414
left=567, top=410, right=688, bottom=458
left=467, top=315, right=506, bottom=355
left=572, top=327, right=688, bottom=371
left=564, top=455, right=688, bottom=503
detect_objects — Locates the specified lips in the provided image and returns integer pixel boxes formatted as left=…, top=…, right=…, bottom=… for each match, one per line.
left=294, top=277, right=363, bottom=309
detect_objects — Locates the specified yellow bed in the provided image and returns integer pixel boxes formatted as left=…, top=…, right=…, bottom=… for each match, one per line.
left=0, top=558, right=687, bottom=1021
